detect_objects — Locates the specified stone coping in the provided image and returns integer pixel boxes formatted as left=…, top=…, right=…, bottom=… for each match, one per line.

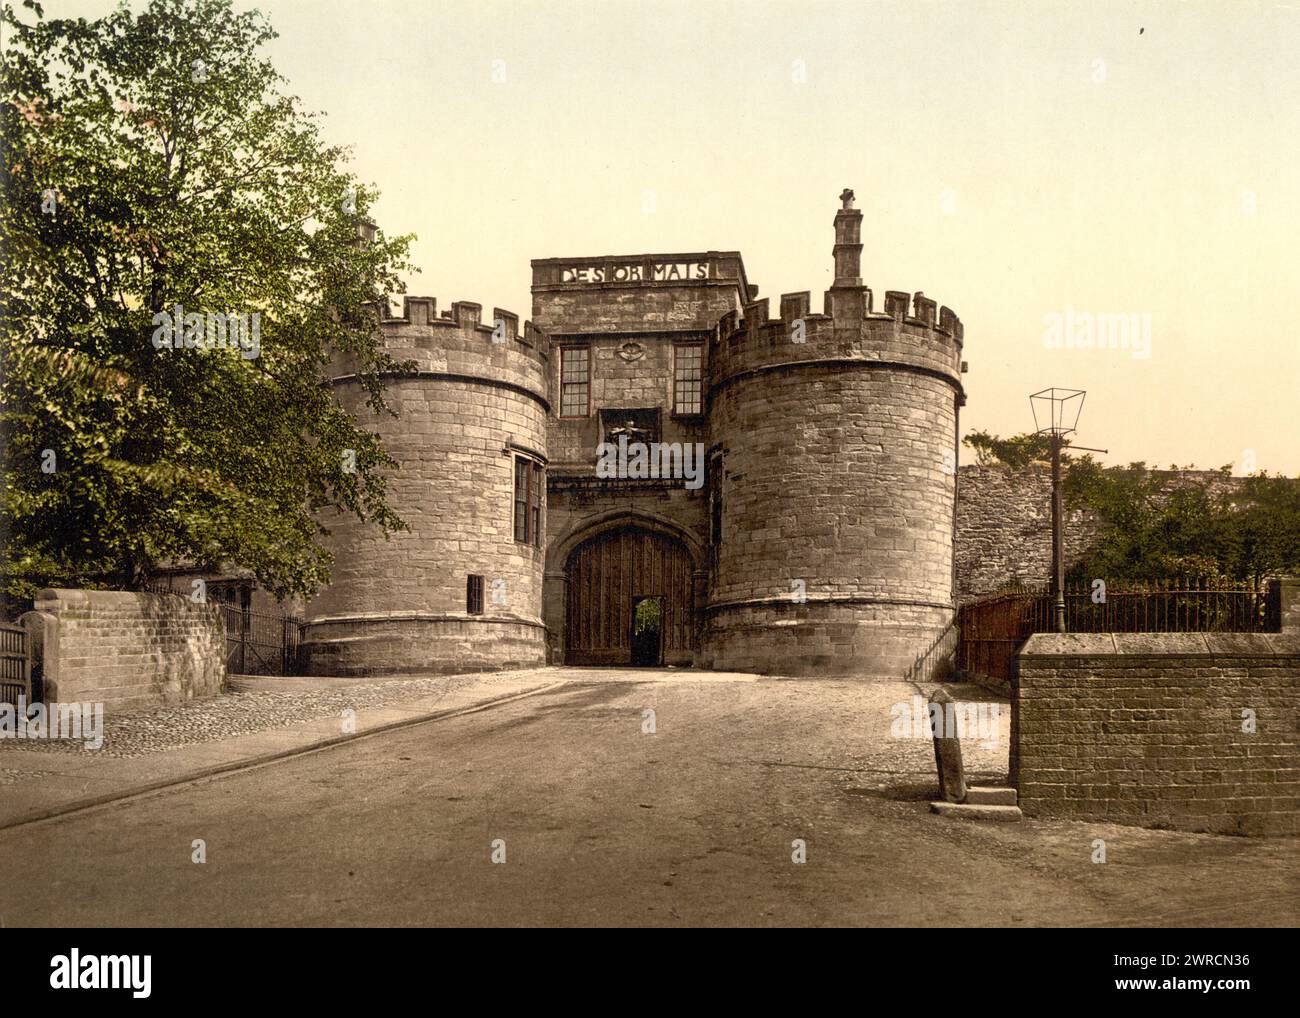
left=302, top=612, right=545, bottom=629
left=1021, top=632, right=1300, bottom=657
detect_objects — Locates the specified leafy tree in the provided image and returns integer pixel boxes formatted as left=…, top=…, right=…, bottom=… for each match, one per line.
left=966, top=433, right=1300, bottom=584
left=1220, top=472, right=1300, bottom=586
left=1, top=0, right=415, bottom=601
left=1065, top=458, right=1299, bottom=584
left=962, top=428, right=1070, bottom=469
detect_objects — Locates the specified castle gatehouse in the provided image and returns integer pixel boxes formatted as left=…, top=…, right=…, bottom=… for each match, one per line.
left=302, top=191, right=967, bottom=678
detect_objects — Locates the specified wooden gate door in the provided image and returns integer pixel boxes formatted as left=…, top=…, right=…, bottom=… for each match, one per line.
left=565, top=526, right=695, bottom=666
left=0, top=622, right=31, bottom=705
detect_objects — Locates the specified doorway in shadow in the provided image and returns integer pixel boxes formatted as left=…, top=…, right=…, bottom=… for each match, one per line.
left=630, top=596, right=663, bottom=667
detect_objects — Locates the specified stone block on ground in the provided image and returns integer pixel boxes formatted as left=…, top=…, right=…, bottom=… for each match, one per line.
left=965, top=786, right=1017, bottom=806
left=930, top=802, right=1023, bottom=821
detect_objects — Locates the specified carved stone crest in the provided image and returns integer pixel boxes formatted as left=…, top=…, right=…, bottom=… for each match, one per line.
left=617, top=342, right=645, bottom=362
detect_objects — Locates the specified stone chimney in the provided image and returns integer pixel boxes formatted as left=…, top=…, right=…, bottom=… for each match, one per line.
left=832, top=188, right=863, bottom=288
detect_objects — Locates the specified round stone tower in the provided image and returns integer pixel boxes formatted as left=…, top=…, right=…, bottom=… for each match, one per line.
left=302, top=297, right=550, bottom=675
left=703, top=190, right=965, bottom=677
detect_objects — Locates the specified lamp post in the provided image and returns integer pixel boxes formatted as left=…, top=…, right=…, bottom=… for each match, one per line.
left=1029, top=388, right=1105, bottom=634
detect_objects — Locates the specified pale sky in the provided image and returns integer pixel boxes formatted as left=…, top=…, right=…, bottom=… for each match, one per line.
left=39, top=0, right=1300, bottom=472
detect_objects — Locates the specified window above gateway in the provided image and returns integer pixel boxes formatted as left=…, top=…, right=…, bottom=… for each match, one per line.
left=559, top=346, right=590, bottom=418
left=673, top=344, right=703, bottom=416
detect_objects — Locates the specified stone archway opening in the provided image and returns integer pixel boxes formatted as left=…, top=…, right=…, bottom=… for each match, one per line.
left=564, top=525, right=695, bottom=666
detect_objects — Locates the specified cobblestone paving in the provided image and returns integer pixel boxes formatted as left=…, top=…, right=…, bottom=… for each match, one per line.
left=0, top=668, right=547, bottom=759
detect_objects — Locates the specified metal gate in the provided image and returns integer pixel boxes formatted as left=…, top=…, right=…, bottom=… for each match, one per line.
left=221, top=604, right=305, bottom=676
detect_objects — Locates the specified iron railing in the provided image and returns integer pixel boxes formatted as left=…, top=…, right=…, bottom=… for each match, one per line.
left=958, top=578, right=1281, bottom=687
left=903, top=617, right=958, bottom=685
left=1032, top=580, right=1278, bottom=634
left=140, top=581, right=305, bottom=677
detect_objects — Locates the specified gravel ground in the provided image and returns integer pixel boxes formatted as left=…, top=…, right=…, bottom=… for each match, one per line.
left=0, top=668, right=546, bottom=759
left=0, top=766, right=57, bottom=785
left=4, top=676, right=1290, bottom=927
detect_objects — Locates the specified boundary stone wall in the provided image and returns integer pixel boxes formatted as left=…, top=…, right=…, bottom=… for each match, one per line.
left=1015, top=629, right=1300, bottom=836
left=27, top=588, right=225, bottom=711
left=955, top=465, right=1262, bottom=602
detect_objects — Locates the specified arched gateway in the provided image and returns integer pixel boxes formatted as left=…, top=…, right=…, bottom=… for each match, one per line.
left=564, top=525, right=696, bottom=666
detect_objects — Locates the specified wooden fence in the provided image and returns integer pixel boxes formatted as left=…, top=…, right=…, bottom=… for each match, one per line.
left=0, top=622, right=32, bottom=705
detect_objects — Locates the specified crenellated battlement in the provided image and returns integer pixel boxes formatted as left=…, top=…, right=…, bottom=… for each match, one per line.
left=715, top=282, right=962, bottom=343
left=708, top=279, right=964, bottom=394
left=372, top=296, right=549, bottom=357
left=326, top=295, right=550, bottom=403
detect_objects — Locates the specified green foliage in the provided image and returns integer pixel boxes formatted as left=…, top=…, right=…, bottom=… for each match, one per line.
left=1, top=0, right=416, bottom=599
left=632, top=598, right=661, bottom=636
left=1065, top=458, right=1300, bottom=584
left=1218, top=472, right=1300, bottom=584
left=963, top=428, right=1070, bottom=469
left=966, top=432, right=1300, bottom=584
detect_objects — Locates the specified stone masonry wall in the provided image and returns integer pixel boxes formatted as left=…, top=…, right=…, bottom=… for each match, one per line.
left=1016, top=631, right=1300, bottom=836
left=544, top=332, right=710, bottom=469
left=710, top=365, right=956, bottom=608
left=27, top=588, right=225, bottom=711
left=530, top=253, right=750, bottom=337
left=955, top=465, right=1098, bottom=601
left=955, top=466, right=1257, bottom=602
left=303, top=300, right=549, bottom=676
left=705, top=285, right=964, bottom=677
left=306, top=377, right=548, bottom=627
